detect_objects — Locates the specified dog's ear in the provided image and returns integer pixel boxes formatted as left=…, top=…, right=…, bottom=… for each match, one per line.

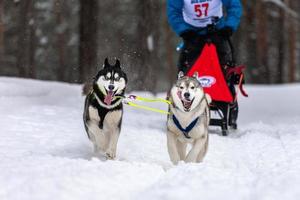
left=104, top=58, right=110, bottom=68
left=177, top=71, right=184, bottom=79
left=205, top=93, right=212, bottom=104
left=193, top=71, right=199, bottom=79
left=115, top=58, right=121, bottom=68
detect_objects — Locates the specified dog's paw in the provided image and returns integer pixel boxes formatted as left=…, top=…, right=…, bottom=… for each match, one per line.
left=171, top=159, right=181, bottom=165
left=170, top=156, right=181, bottom=165
left=105, top=150, right=116, bottom=160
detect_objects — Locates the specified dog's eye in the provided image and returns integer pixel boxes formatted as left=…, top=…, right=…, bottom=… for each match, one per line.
left=179, top=86, right=184, bottom=90
left=105, top=76, right=110, bottom=80
left=115, top=77, right=120, bottom=81
left=191, top=86, right=195, bottom=90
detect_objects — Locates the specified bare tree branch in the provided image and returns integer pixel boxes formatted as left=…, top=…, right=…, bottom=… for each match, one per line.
left=263, top=0, right=298, bottom=19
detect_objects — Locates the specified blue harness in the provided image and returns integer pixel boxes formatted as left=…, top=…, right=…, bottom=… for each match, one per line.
left=172, top=115, right=199, bottom=139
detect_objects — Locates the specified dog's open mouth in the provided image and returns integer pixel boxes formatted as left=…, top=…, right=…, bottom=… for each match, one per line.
left=104, top=90, right=115, bottom=105
left=181, top=99, right=194, bottom=111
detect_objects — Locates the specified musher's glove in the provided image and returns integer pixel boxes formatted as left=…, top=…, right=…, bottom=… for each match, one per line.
left=180, top=30, right=198, bottom=42
left=219, top=27, right=233, bottom=38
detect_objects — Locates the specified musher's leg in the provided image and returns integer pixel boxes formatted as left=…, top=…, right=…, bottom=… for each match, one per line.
left=212, top=34, right=232, bottom=66
left=212, top=35, right=239, bottom=129
left=177, top=38, right=205, bottom=74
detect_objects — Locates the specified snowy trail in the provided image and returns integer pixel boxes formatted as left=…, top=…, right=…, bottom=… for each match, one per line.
left=0, top=77, right=300, bottom=200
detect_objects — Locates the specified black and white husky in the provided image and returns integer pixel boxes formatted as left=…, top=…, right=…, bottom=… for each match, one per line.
left=83, top=58, right=127, bottom=159
left=167, top=71, right=211, bottom=164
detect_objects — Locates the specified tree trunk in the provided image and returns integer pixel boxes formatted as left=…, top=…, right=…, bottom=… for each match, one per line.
left=276, top=8, right=285, bottom=84
left=255, top=0, right=269, bottom=83
left=242, top=0, right=256, bottom=83
left=55, top=0, right=66, bottom=81
left=15, top=0, right=35, bottom=78
left=286, top=0, right=296, bottom=83
left=16, top=0, right=32, bottom=77
left=28, top=0, right=36, bottom=78
left=79, top=0, right=98, bottom=83
left=162, top=0, right=176, bottom=88
left=135, top=0, right=160, bottom=92
left=0, top=0, right=4, bottom=63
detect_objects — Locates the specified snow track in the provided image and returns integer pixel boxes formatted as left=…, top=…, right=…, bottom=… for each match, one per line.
left=0, top=77, right=299, bottom=200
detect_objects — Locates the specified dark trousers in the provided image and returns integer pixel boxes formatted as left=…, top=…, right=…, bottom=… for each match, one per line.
left=178, top=34, right=232, bottom=74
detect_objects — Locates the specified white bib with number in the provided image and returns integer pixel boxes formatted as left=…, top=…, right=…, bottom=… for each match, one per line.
left=182, top=0, right=223, bottom=27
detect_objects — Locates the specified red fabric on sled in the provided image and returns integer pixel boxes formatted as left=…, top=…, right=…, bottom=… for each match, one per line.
left=187, top=43, right=233, bottom=102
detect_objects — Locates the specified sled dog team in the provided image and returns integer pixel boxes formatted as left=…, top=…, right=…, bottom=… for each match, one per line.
left=83, top=58, right=211, bottom=164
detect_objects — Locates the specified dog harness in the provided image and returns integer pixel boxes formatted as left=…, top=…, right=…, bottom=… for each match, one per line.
left=172, top=114, right=200, bottom=139
left=171, top=93, right=209, bottom=139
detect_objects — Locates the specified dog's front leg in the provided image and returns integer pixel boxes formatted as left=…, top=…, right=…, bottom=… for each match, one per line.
left=167, top=131, right=180, bottom=165
left=185, top=136, right=207, bottom=163
left=177, top=140, right=187, bottom=160
left=105, top=128, right=120, bottom=160
left=197, top=136, right=208, bottom=162
left=87, top=121, right=107, bottom=153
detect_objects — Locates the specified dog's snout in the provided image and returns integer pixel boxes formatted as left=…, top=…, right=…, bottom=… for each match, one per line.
left=184, top=92, right=190, bottom=99
left=108, top=85, right=115, bottom=91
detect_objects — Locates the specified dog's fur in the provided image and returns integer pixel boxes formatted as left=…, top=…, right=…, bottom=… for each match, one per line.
left=83, top=58, right=127, bottom=159
left=167, top=71, right=211, bottom=164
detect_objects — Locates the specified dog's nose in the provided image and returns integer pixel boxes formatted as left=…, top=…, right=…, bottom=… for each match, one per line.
left=184, top=92, right=190, bottom=99
left=108, top=85, right=115, bottom=91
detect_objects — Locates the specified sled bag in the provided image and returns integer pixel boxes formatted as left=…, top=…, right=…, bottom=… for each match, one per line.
left=187, top=43, right=233, bottom=102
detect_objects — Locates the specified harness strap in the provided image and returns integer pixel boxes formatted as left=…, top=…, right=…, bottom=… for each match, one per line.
left=124, top=101, right=170, bottom=115
left=226, top=65, right=249, bottom=98
left=172, top=115, right=199, bottom=139
left=128, top=95, right=172, bottom=105
left=238, top=73, right=248, bottom=97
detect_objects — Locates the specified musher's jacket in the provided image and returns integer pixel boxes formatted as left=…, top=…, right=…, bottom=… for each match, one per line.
left=167, top=0, right=242, bottom=36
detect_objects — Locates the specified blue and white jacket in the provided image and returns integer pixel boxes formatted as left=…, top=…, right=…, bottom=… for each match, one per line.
left=167, top=0, right=242, bottom=36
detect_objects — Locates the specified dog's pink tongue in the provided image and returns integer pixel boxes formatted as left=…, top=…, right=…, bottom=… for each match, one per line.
left=104, top=91, right=114, bottom=105
left=183, top=100, right=192, bottom=108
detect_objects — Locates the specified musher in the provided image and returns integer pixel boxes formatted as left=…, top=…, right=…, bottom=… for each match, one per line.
left=167, top=0, right=243, bottom=128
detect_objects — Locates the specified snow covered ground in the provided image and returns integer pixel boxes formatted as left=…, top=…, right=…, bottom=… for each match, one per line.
left=0, top=77, right=300, bottom=200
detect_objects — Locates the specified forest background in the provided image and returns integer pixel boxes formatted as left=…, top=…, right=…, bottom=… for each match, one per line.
left=0, top=0, right=299, bottom=92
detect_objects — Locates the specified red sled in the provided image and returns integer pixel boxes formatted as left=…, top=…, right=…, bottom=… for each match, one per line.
left=186, top=42, right=248, bottom=136
left=187, top=43, right=233, bottom=102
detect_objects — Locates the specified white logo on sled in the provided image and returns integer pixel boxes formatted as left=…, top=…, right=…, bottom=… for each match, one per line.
left=197, top=76, right=216, bottom=88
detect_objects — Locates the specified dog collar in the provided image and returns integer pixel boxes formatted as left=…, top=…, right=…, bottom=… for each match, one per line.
left=172, top=115, right=199, bottom=139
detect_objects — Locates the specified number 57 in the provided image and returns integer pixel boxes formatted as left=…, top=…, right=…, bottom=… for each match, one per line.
left=194, top=3, right=209, bottom=17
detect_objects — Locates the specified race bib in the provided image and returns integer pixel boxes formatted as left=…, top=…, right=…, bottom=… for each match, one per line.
left=182, top=0, right=223, bottom=27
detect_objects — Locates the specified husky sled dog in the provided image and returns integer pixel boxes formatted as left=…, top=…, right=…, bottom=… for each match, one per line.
left=83, top=58, right=127, bottom=159
left=167, top=72, right=211, bottom=164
